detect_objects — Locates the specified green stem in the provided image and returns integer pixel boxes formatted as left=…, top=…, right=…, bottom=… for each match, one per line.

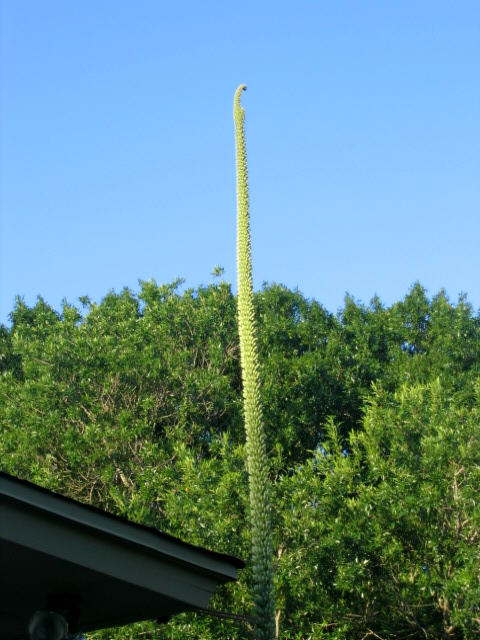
left=234, top=84, right=275, bottom=640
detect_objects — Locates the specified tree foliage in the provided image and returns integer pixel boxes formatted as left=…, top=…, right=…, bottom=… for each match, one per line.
left=1, top=280, right=479, bottom=639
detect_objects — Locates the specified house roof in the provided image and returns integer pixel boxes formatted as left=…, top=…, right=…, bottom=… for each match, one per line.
left=0, top=471, right=244, bottom=640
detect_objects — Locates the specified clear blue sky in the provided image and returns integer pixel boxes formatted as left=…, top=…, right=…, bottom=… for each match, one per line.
left=1, top=1, right=479, bottom=325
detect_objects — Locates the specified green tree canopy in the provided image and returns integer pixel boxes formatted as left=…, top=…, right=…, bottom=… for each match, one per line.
left=1, top=280, right=479, bottom=639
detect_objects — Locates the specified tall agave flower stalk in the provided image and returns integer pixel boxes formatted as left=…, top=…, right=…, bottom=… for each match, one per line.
left=234, top=84, right=275, bottom=640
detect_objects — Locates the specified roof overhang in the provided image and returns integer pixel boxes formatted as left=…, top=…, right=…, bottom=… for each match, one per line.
left=0, top=472, right=244, bottom=639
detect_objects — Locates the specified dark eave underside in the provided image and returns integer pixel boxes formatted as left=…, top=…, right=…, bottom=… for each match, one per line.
left=0, top=471, right=244, bottom=640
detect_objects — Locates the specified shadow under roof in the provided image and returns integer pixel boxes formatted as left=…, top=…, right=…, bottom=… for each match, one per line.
left=0, top=471, right=244, bottom=640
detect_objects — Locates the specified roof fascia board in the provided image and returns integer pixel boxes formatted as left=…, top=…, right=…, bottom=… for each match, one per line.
left=2, top=495, right=220, bottom=608
left=0, top=473, right=241, bottom=580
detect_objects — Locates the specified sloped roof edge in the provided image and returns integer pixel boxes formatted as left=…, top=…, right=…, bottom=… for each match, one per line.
left=0, top=470, right=245, bottom=576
